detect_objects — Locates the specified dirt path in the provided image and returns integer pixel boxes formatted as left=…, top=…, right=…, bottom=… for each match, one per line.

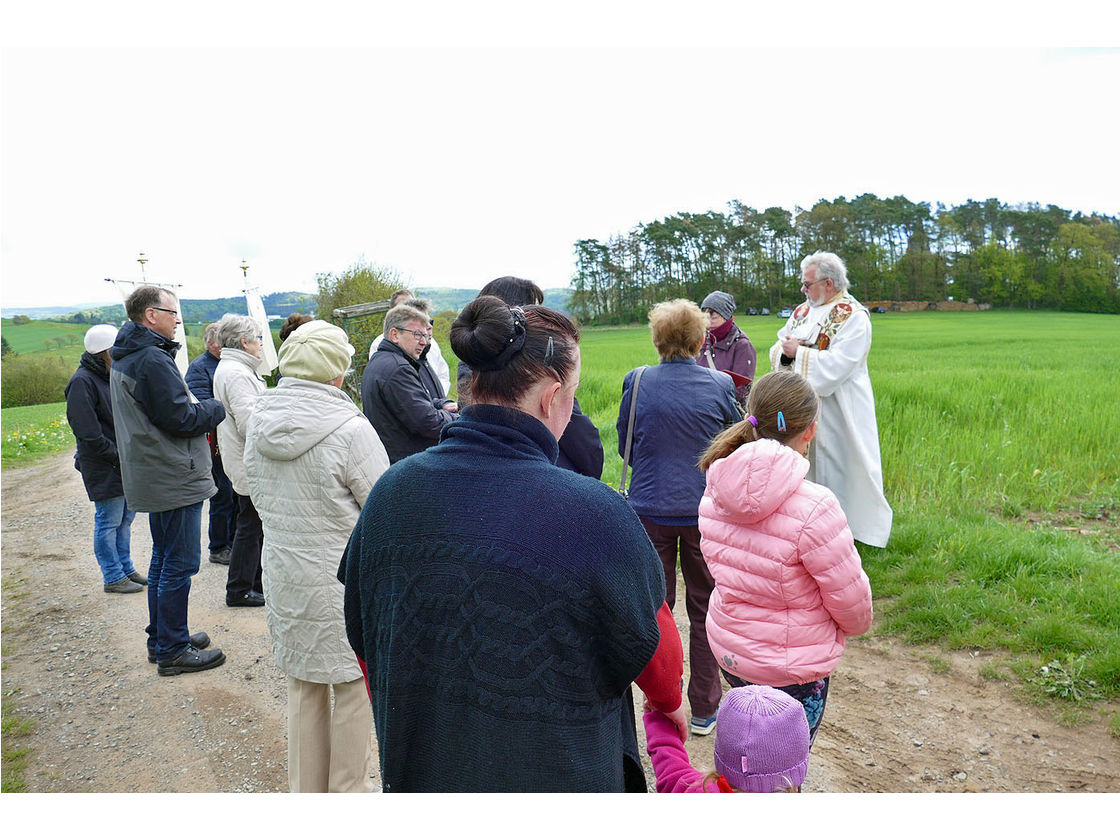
left=2, top=453, right=1117, bottom=792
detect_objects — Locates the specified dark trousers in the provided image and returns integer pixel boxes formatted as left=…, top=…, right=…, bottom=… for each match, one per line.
left=208, top=450, right=237, bottom=553
left=146, top=502, right=203, bottom=661
left=639, top=516, right=722, bottom=719
left=227, top=493, right=263, bottom=598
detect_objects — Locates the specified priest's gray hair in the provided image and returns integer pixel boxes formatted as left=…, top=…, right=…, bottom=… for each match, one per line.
left=801, top=251, right=850, bottom=292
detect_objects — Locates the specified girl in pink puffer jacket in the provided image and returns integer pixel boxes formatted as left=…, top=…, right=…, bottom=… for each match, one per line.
left=697, top=370, right=873, bottom=745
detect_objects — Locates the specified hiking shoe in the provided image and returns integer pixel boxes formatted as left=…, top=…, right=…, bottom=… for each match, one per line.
left=148, top=632, right=211, bottom=663
left=127, top=571, right=148, bottom=585
left=690, top=714, right=717, bottom=736
left=104, top=578, right=144, bottom=594
left=209, top=548, right=231, bottom=565
left=226, top=590, right=265, bottom=608
left=157, top=644, right=226, bottom=676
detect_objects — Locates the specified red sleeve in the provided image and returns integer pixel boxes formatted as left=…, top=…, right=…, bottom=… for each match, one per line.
left=634, top=601, right=683, bottom=712
left=355, top=655, right=371, bottom=701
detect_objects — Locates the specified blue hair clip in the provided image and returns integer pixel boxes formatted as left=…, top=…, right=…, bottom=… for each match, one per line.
left=777, top=411, right=787, bottom=432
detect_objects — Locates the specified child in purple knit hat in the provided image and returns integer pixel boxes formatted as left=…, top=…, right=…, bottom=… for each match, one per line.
left=643, top=684, right=811, bottom=792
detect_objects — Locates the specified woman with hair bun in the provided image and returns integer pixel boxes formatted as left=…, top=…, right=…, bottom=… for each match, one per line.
left=340, top=295, right=685, bottom=792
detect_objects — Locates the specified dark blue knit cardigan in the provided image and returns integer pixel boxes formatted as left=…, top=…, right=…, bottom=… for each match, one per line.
left=340, top=403, right=665, bottom=792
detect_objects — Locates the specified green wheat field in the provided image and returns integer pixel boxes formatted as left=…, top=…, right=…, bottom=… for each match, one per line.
left=3, top=310, right=1119, bottom=699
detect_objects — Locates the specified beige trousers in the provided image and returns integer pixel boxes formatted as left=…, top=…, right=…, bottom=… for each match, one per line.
left=287, top=675, right=374, bottom=792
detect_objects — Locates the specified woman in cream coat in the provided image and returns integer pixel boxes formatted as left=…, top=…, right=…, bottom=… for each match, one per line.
left=245, top=320, right=390, bottom=793
left=212, top=314, right=268, bottom=608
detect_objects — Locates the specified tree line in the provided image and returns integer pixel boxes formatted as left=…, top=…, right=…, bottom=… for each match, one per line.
left=569, top=195, right=1120, bottom=324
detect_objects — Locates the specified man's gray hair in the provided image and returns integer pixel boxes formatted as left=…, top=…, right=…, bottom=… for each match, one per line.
left=402, top=297, right=431, bottom=314
left=382, top=297, right=431, bottom=337
left=203, top=322, right=221, bottom=345
left=384, top=304, right=429, bottom=336
left=390, top=289, right=413, bottom=307
left=801, top=251, right=849, bottom=291
left=214, top=313, right=259, bottom=349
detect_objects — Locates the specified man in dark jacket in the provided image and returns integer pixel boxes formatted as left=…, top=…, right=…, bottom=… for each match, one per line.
left=110, top=285, right=227, bottom=676
left=185, top=323, right=237, bottom=565
left=361, top=303, right=459, bottom=464
left=65, top=324, right=147, bottom=594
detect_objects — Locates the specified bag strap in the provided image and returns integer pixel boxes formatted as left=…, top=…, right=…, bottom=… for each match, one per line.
left=619, top=365, right=647, bottom=496
left=704, top=345, right=718, bottom=370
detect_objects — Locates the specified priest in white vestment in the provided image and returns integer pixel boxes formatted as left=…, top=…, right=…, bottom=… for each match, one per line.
left=769, top=251, right=893, bottom=547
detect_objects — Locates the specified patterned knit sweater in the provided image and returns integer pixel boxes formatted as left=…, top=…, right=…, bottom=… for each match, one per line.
left=340, top=404, right=665, bottom=791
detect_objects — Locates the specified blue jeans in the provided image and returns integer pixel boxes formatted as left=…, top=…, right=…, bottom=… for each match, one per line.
left=93, top=496, right=137, bottom=585
left=146, top=502, right=203, bottom=661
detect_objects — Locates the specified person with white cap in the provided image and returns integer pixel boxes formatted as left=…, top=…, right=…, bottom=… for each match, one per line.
left=65, top=324, right=147, bottom=594
left=643, top=684, right=811, bottom=792
left=245, top=319, right=390, bottom=792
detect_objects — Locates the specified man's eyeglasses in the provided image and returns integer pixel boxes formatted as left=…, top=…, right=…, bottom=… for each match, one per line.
left=148, top=306, right=179, bottom=316
left=399, top=328, right=430, bottom=342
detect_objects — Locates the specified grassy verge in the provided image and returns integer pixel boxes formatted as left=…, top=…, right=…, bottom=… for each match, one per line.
left=1, top=572, right=35, bottom=791
left=575, top=313, right=1120, bottom=708
left=1, top=402, right=71, bottom=469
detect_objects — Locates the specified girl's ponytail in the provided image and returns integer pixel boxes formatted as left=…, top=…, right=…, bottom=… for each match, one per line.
left=698, top=371, right=818, bottom=470
left=698, top=418, right=759, bottom=471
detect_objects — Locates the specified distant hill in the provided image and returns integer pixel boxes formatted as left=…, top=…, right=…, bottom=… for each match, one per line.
left=2, top=288, right=573, bottom=324
left=1, top=301, right=121, bottom=320
left=413, top=287, right=572, bottom=315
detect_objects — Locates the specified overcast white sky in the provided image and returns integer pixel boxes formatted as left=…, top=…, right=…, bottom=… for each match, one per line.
left=3, top=4, right=1119, bottom=309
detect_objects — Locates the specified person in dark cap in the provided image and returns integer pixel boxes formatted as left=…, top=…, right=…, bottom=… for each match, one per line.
left=185, top=322, right=237, bottom=566
left=698, top=290, right=756, bottom=408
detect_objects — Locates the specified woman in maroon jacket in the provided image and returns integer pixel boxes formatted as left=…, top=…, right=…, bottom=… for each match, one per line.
left=698, top=290, right=756, bottom=408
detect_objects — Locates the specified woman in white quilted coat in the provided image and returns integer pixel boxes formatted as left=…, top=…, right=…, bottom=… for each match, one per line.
left=244, top=320, right=390, bottom=792
left=697, top=370, right=872, bottom=746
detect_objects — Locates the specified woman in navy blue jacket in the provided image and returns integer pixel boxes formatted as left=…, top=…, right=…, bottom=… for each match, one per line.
left=64, top=324, right=146, bottom=594
left=617, top=299, right=741, bottom=736
left=341, top=297, right=681, bottom=791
